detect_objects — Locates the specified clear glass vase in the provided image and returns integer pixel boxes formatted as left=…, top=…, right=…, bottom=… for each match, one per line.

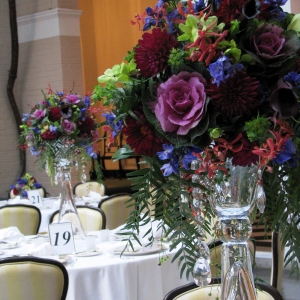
left=208, top=161, right=258, bottom=300
left=58, top=158, right=86, bottom=240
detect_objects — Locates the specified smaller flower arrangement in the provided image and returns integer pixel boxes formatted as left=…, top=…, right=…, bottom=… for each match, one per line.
left=19, top=86, right=102, bottom=183
left=10, top=173, right=42, bottom=198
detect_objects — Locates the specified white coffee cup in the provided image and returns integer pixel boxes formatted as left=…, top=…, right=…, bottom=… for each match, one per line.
left=86, top=235, right=96, bottom=251
left=98, top=229, right=110, bottom=242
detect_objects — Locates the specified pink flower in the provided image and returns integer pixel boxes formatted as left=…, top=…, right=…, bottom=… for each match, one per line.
left=154, top=71, right=207, bottom=135
left=62, top=119, right=76, bottom=134
left=64, top=94, right=81, bottom=104
left=32, top=109, right=46, bottom=119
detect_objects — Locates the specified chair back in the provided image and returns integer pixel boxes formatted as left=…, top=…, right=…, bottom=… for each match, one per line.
left=0, top=256, right=69, bottom=300
left=163, top=281, right=283, bottom=300
left=9, top=188, right=45, bottom=199
left=98, top=193, right=132, bottom=229
left=73, top=181, right=105, bottom=197
left=0, top=204, right=41, bottom=235
left=50, top=205, right=106, bottom=231
left=252, top=213, right=284, bottom=292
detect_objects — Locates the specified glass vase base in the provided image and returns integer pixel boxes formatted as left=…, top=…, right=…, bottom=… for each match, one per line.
left=222, top=261, right=257, bottom=300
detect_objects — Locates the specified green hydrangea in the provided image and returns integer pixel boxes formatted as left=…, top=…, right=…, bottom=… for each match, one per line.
left=244, top=117, right=270, bottom=143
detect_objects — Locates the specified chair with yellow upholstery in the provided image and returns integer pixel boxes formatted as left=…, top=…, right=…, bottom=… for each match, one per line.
left=98, top=193, right=132, bottom=230
left=163, top=280, right=283, bottom=300
left=0, top=204, right=41, bottom=235
left=0, top=256, right=69, bottom=300
left=49, top=205, right=106, bottom=231
left=73, top=181, right=105, bottom=197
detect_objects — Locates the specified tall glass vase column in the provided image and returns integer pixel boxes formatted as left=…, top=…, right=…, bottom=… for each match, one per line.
left=208, top=161, right=258, bottom=300
left=58, top=158, right=86, bottom=239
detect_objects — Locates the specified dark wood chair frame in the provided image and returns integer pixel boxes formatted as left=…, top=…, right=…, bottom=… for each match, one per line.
left=163, top=278, right=284, bottom=300
left=49, top=205, right=106, bottom=230
left=0, top=204, right=41, bottom=234
left=0, top=256, right=69, bottom=300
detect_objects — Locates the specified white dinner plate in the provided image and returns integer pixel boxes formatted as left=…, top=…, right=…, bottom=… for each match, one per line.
left=37, top=232, right=49, bottom=238
left=75, top=249, right=101, bottom=257
left=25, top=235, right=38, bottom=240
left=1, top=243, right=20, bottom=250
left=114, top=245, right=168, bottom=256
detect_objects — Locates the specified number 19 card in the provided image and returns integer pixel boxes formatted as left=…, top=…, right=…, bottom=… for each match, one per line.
left=48, top=223, right=75, bottom=255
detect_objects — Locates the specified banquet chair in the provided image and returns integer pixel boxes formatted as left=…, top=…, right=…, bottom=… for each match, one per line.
left=0, top=256, right=69, bottom=300
left=252, top=214, right=285, bottom=292
left=73, top=181, right=105, bottom=197
left=0, top=204, right=41, bottom=235
left=49, top=205, right=106, bottom=231
left=98, top=193, right=132, bottom=229
left=163, top=280, right=284, bottom=300
left=8, top=187, right=46, bottom=199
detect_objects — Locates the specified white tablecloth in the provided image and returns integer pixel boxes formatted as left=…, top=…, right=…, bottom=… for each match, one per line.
left=1, top=237, right=191, bottom=300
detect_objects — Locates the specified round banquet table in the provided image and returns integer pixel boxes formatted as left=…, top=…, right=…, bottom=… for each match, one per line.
left=0, top=234, right=191, bottom=300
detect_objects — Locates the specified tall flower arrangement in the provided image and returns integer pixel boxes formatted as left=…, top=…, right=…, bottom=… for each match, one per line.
left=93, top=0, right=300, bottom=277
left=19, top=86, right=102, bottom=184
left=10, top=173, right=42, bottom=198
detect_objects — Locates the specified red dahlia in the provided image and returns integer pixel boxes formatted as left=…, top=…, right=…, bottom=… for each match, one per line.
left=41, top=130, right=58, bottom=140
left=78, top=117, right=95, bottom=134
left=134, top=28, right=178, bottom=78
left=122, top=109, right=165, bottom=156
left=214, top=0, right=247, bottom=24
left=48, top=107, right=62, bottom=121
left=232, top=138, right=259, bottom=167
left=206, top=71, right=260, bottom=118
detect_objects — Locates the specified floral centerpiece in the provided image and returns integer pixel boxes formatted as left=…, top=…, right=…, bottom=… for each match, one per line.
left=93, top=0, right=300, bottom=280
left=10, top=173, right=42, bottom=198
left=19, top=86, right=102, bottom=184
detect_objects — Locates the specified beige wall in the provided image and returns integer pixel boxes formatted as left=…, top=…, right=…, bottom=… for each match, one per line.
left=0, top=0, right=83, bottom=198
left=0, top=0, right=22, bottom=199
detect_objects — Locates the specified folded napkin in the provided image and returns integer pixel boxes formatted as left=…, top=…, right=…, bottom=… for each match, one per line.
left=8, top=199, right=32, bottom=205
left=29, top=242, right=53, bottom=257
left=0, top=227, right=25, bottom=244
left=88, top=191, right=102, bottom=201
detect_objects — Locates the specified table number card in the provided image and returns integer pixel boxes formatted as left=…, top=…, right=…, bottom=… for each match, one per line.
left=27, top=190, right=44, bottom=207
left=48, top=223, right=75, bottom=255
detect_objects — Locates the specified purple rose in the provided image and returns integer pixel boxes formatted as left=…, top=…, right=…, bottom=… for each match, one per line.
left=154, top=71, right=207, bottom=135
left=64, top=94, right=81, bottom=104
left=32, top=109, right=46, bottom=119
left=253, top=24, right=286, bottom=60
left=61, top=119, right=76, bottom=134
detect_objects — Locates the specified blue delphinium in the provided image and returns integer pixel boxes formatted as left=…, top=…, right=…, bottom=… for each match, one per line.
left=263, top=0, right=288, bottom=6
left=102, top=112, right=122, bottom=137
left=284, top=72, right=300, bottom=89
left=193, top=0, right=206, bottom=13
left=86, top=145, right=98, bottom=159
left=208, top=54, right=244, bottom=86
left=30, top=146, right=41, bottom=156
left=270, top=8, right=286, bottom=21
left=157, top=144, right=201, bottom=176
left=273, top=139, right=300, bottom=167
